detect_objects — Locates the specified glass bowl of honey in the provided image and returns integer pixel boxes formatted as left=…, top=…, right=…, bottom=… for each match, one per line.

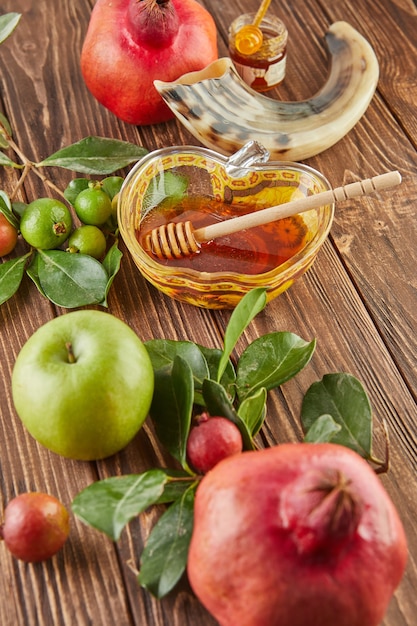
left=117, top=142, right=334, bottom=309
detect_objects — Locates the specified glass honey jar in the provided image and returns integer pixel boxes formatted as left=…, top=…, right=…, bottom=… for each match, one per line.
left=228, top=13, right=288, bottom=92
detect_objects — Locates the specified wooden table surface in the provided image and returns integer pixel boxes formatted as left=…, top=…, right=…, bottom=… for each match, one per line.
left=1, top=0, right=416, bottom=624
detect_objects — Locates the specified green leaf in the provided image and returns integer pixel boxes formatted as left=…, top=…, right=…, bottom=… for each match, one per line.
left=38, top=136, right=148, bottom=175
left=203, top=378, right=254, bottom=450
left=149, top=355, right=194, bottom=469
left=145, top=339, right=210, bottom=405
left=197, top=344, right=236, bottom=400
left=154, top=470, right=195, bottom=504
left=101, top=239, right=123, bottom=306
left=237, top=386, right=267, bottom=436
left=236, top=332, right=316, bottom=401
left=101, top=176, right=124, bottom=200
left=71, top=470, right=168, bottom=541
left=0, top=151, right=18, bottom=167
left=11, top=201, right=27, bottom=219
left=37, top=249, right=108, bottom=307
left=303, top=413, right=342, bottom=443
left=300, top=373, right=373, bottom=458
left=0, top=112, right=10, bottom=148
left=0, top=113, right=12, bottom=138
left=26, top=252, right=47, bottom=297
left=0, top=253, right=30, bottom=305
left=0, top=13, right=21, bottom=45
left=217, top=287, right=267, bottom=383
left=63, top=178, right=90, bottom=205
left=0, top=191, right=20, bottom=229
left=141, top=171, right=188, bottom=217
left=138, top=485, right=195, bottom=598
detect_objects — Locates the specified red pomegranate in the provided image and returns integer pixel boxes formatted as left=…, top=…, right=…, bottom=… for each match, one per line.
left=81, top=0, right=218, bottom=125
left=188, top=442, right=407, bottom=626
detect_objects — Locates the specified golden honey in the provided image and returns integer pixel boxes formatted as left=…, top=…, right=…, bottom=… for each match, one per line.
left=138, top=196, right=309, bottom=275
left=228, top=14, right=288, bottom=92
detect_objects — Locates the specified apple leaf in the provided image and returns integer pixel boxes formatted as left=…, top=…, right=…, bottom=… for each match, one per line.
left=149, top=355, right=194, bottom=470
left=300, top=373, right=373, bottom=458
left=0, top=253, right=30, bottom=305
left=236, top=332, right=316, bottom=401
left=72, top=470, right=169, bottom=541
left=202, top=378, right=255, bottom=450
left=36, top=249, right=108, bottom=307
left=303, top=413, right=342, bottom=443
left=38, top=136, right=148, bottom=175
left=138, top=485, right=195, bottom=598
left=0, top=12, right=21, bottom=45
left=217, top=287, right=267, bottom=383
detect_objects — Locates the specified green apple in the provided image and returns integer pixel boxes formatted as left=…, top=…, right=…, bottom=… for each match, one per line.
left=11, top=310, right=154, bottom=461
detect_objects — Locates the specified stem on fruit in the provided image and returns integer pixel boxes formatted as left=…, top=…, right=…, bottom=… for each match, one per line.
left=53, top=222, right=68, bottom=236
left=66, top=342, right=76, bottom=364
left=281, top=468, right=363, bottom=555
left=167, top=475, right=201, bottom=484
left=126, top=0, right=179, bottom=48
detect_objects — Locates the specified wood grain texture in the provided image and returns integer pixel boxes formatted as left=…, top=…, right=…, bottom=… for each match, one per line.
left=0, top=0, right=416, bottom=624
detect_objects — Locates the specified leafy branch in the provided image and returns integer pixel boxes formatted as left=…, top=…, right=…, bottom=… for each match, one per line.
left=0, top=131, right=148, bottom=308
left=0, top=13, right=150, bottom=308
left=72, top=287, right=383, bottom=599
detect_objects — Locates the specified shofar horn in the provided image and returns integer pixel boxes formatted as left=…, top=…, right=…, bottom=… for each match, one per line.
left=154, top=21, right=379, bottom=162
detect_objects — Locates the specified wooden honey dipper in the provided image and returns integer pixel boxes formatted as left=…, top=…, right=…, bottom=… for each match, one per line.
left=144, top=171, right=402, bottom=260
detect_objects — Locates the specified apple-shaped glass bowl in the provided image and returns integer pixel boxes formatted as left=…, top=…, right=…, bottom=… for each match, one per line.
left=117, top=142, right=334, bottom=309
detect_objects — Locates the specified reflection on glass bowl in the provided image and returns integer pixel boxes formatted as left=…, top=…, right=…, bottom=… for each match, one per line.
left=117, top=143, right=334, bottom=309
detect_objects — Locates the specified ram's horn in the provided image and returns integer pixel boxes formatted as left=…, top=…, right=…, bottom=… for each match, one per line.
left=154, top=21, right=379, bottom=162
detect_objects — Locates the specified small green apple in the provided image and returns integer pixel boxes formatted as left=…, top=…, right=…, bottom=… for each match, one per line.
left=11, top=310, right=154, bottom=461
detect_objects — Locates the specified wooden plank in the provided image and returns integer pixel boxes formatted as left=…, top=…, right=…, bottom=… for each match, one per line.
left=0, top=0, right=416, bottom=624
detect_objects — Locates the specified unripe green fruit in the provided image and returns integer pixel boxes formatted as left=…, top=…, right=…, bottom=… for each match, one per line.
left=20, top=198, right=73, bottom=250
left=74, top=188, right=113, bottom=225
left=67, top=225, right=107, bottom=259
